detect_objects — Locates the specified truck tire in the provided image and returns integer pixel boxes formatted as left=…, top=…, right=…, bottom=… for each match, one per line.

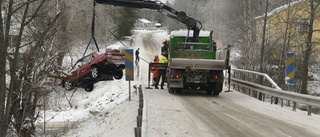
left=175, top=88, right=182, bottom=93
left=213, top=82, right=223, bottom=95
left=206, top=85, right=213, bottom=95
left=168, top=88, right=175, bottom=93
left=167, top=82, right=173, bottom=93
left=168, top=87, right=182, bottom=93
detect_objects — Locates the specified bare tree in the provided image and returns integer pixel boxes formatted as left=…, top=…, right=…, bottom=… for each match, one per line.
left=301, top=0, right=320, bottom=94
left=1, top=0, right=63, bottom=136
left=1, top=0, right=17, bottom=136
left=0, top=3, right=8, bottom=137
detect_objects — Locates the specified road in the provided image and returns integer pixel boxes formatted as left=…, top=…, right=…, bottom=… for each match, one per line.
left=144, top=89, right=320, bottom=137
left=139, top=30, right=320, bottom=137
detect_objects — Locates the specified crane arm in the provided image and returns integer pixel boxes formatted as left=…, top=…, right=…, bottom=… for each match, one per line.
left=95, top=0, right=201, bottom=42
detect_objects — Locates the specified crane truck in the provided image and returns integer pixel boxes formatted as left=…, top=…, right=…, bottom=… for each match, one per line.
left=95, top=0, right=230, bottom=95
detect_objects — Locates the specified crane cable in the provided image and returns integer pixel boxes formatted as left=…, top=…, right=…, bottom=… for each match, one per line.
left=92, top=4, right=150, bottom=64
left=82, top=0, right=100, bottom=59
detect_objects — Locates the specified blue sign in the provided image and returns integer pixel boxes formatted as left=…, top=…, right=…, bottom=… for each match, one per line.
left=285, top=52, right=294, bottom=84
left=125, top=49, right=134, bottom=81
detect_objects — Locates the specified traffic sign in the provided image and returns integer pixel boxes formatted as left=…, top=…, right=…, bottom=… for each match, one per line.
left=125, top=49, right=134, bottom=81
left=286, top=52, right=294, bottom=84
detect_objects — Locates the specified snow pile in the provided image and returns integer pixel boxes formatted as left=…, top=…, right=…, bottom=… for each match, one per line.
left=37, top=80, right=130, bottom=123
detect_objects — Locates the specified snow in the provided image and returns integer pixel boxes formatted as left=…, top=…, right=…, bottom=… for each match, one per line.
left=170, top=29, right=211, bottom=37
left=159, top=0, right=175, bottom=4
left=36, top=29, right=320, bottom=136
left=139, top=18, right=152, bottom=24
left=255, top=0, right=304, bottom=19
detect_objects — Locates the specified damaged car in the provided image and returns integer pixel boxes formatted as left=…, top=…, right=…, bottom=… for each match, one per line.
left=61, top=51, right=125, bottom=92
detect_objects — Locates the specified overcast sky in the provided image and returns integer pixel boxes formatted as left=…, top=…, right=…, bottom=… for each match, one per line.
left=160, top=0, right=175, bottom=4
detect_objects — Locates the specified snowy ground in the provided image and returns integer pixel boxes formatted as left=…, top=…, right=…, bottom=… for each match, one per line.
left=36, top=29, right=320, bottom=137
left=35, top=29, right=168, bottom=136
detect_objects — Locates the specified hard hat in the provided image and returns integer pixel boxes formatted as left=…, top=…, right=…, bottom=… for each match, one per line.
left=163, top=41, right=167, bottom=44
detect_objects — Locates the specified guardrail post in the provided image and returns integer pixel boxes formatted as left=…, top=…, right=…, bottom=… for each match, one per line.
left=134, top=127, right=141, bottom=137
left=138, top=108, right=143, bottom=116
left=307, top=106, right=312, bottom=116
left=139, top=101, right=143, bottom=109
left=135, top=85, right=143, bottom=137
left=293, top=102, right=296, bottom=111
left=137, top=116, right=142, bottom=127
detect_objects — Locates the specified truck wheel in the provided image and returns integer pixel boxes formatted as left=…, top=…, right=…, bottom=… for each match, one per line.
left=206, top=85, right=213, bottom=95
left=167, top=83, right=173, bottom=93
left=213, top=83, right=223, bottom=95
left=84, top=84, right=94, bottom=92
left=168, top=88, right=175, bottom=93
left=114, top=70, right=123, bottom=80
left=91, top=66, right=100, bottom=79
left=175, top=88, right=182, bottom=93
left=168, top=87, right=182, bottom=93
left=65, top=81, right=73, bottom=91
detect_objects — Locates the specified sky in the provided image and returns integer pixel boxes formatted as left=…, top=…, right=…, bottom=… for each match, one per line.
left=35, top=28, right=320, bottom=137
left=160, top=0, right=175, bottom=4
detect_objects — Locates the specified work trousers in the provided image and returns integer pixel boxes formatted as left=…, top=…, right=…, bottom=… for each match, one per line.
left=155, top=69, right=166, bottom=88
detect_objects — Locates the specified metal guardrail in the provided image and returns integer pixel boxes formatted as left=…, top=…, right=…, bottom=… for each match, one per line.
left=134, top=85, right=143, bottom=137
left=228, top=68, right=320, bottom=115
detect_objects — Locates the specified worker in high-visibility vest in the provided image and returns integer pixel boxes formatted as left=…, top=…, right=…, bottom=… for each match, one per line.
left=155, top=53, right=168, bottom=89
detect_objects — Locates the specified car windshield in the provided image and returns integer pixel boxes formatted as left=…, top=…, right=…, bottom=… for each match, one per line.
left=72, top=54, right=94, bottom=69
left=72, top=60, right=82, bottom=69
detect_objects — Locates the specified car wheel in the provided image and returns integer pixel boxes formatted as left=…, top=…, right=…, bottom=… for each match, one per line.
left=91, top=66, right=100, bottom=78
left=84, top=84, right=94, bottom=92
left=114, top=70, right=123, bottom=80
left=65, top=81, right=73, bottom=91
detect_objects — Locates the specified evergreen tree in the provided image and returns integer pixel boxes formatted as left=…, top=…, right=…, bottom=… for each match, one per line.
left=114, top=7, right=138, bottom=38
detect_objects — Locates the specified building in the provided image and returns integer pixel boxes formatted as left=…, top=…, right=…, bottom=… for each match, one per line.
left=255, top=0, right=320, bottom=62
left=135, top=18, right=156, bottom=29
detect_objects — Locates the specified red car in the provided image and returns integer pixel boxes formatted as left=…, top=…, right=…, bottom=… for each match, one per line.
left=62, top=51, right=125, bottom=92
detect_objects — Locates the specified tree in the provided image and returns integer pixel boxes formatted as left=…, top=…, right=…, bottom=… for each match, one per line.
left=300, top=0, right=320, bottom=94
left=0, top=1, right=10, bottom=136
left=1, top=0, right=62, bottom=136
left=242, top=0, right=255, bottom=70
left=114, top=7, right=138, bottom=38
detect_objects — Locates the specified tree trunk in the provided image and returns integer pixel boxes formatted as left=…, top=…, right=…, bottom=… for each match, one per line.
left=243, top=0, right=254, bottom=70
left=0, top=0, right=14, bottom=136
left=258, top=0, right=269, bottom=100
left=9, top=1, right=30, bottom=136
left=301, top=0, right=316, bottom=94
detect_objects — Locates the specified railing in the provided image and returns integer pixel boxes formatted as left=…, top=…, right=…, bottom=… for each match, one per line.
left=227, top=68, right=320, bottom=115
left=134, top=85, right=144, bottom=137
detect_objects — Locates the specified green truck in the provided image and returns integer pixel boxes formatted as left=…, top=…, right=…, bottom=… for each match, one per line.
left=167, top=29, right=230, bottom=95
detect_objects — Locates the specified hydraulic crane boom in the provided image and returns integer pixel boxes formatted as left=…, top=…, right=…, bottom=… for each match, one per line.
left=95, top=0, right=202, bottom=42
